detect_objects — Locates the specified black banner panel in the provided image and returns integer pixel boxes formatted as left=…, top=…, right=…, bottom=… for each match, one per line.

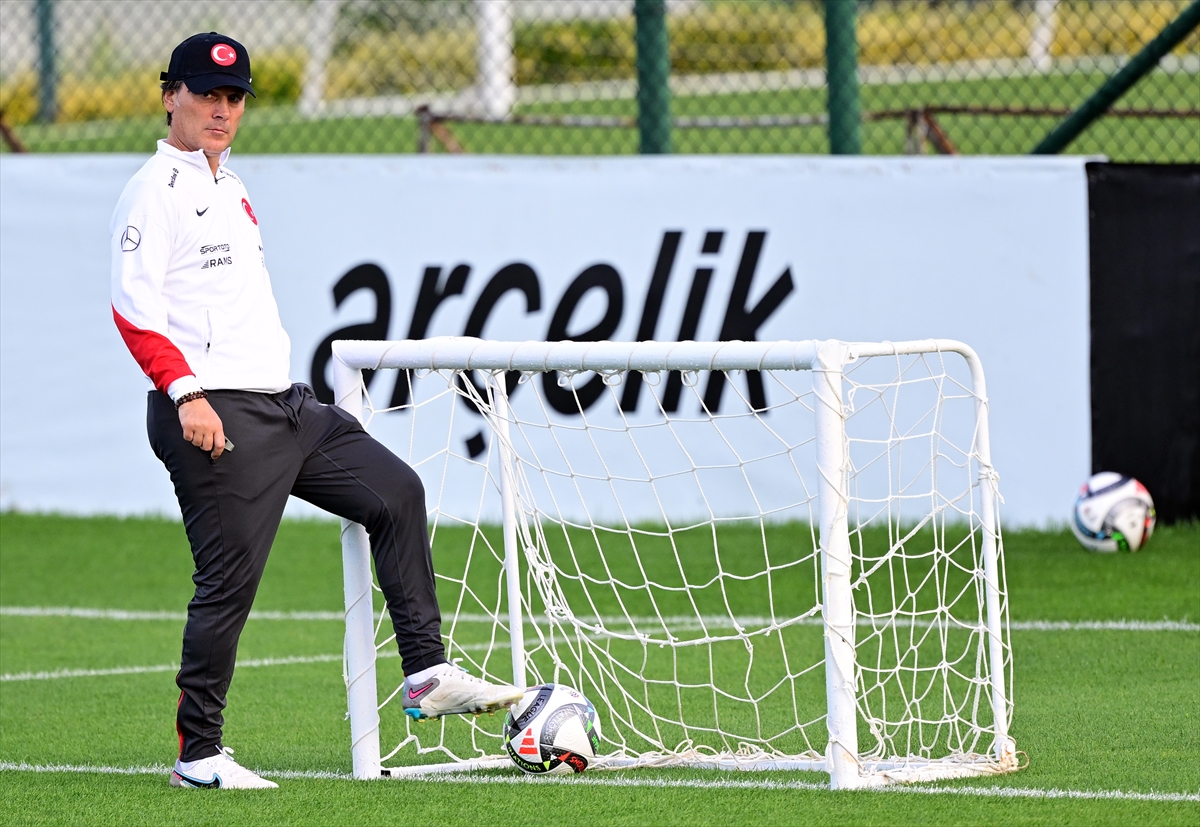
left=1087, top=163, right=1200, bottom=525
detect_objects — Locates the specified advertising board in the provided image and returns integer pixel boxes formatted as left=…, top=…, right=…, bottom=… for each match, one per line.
left=0, top=155, right=1090, bottom=524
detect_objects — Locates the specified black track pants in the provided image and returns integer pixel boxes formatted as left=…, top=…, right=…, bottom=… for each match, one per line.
left=148, top=384, right=446, bottom=762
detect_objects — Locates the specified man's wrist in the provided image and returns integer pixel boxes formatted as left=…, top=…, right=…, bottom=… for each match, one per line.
left=167, top=374, right=203, bottom=404
left=175, top=390, right=209, bottom=409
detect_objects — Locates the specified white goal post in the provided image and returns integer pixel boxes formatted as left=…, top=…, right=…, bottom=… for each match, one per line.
left=330, top=337, right=1016, bottom=789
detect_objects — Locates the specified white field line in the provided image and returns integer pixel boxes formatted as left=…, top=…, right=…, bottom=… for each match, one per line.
left=3, top=606, right=1196, bottom=633
left=3, top=611, right=1193, bottom=683
left=0, top=654, right=341, bottom=683
left=0, top=641, right=504, bottom=683
left=3, top=608, right=1193, bottom=683
left=406, top=773, right=1200, bottom=803
left=0, top=761, right=1196, bottom=803
left=1008, top=619, right=1198, bottom=632
left=0, top=761, right=350, bottom=781
left=0, top=606, right=344, bottom=621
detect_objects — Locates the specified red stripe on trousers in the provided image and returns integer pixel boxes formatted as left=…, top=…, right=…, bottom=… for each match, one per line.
left=176, top=690, right=185, bottom=758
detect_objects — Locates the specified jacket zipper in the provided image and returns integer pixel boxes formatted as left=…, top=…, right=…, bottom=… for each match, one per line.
left=202, top=308, right=212, bottom=379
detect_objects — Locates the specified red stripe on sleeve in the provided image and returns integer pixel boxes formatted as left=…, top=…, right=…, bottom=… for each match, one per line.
left=112, top=305, right=195, bottom=394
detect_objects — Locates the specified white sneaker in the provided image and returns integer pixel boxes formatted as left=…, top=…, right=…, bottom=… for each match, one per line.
left=402, top=662, right=524, bottom=721
left=170, top=746, right=278, bottom=789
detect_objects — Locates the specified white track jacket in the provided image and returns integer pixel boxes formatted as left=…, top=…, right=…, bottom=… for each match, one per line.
left=111, top=141, right=291, bottom=402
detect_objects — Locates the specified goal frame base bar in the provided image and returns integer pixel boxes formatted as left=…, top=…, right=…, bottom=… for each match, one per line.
left=380, top=752, right=1018, bottom=786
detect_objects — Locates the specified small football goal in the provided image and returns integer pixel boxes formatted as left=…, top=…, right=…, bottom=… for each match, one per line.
left=330, top=337, right=1016, bottom=789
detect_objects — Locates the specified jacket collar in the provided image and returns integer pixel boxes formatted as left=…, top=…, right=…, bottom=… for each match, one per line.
left=156, top=139, right=231, bottom=174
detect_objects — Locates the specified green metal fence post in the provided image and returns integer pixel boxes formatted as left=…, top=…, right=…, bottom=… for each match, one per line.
left=1032, top=0, right=1200, bottom=155
left=36, top=0, right=57, bottom=123
left=824, top=0, right=861, bottom=155
left=635, top=0, right=671, bottom=154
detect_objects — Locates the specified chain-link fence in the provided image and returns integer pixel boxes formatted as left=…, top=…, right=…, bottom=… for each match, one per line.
left=1, top=0, right=1197, bottom=159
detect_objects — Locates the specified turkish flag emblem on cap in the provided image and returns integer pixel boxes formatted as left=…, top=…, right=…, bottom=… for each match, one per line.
left=211, top=43, right=237, bottom=67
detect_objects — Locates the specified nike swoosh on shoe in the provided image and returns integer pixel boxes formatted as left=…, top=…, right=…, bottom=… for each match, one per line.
left=173, top=770, right=221, bottom=788
left=407, top=683, right=434, bottom=700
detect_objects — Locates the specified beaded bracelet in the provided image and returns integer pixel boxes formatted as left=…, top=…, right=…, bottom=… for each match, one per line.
left=174, top=390, right=209, bottom=409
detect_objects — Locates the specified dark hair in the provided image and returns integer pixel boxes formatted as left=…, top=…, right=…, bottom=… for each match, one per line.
left=161, top=80, right=182, bottom=126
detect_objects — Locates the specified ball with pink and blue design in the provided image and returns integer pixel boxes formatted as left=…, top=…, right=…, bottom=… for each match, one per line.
left=1071, top=471, right=1156, bottom=552
left=503, top=683, right=602, bottom=774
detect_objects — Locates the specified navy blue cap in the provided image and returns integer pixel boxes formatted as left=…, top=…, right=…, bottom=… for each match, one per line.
left=161, top=32, right=255, bottom=97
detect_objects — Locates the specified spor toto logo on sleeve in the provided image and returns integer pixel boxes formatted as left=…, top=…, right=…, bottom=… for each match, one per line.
left=211, top=44, right=237, bottom=66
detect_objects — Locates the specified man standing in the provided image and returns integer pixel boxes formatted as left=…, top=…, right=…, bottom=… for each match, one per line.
left=111, top=32, right=521, bottom=790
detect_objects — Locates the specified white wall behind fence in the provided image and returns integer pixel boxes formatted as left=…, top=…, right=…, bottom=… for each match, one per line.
left=0, top=155, right=1090, bottom=525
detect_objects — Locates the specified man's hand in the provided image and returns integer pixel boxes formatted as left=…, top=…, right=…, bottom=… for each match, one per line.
left=179, top=397, right=227, bottom=458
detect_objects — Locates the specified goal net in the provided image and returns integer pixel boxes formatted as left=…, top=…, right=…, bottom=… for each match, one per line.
left=330, top=338, right=1015, bottom=789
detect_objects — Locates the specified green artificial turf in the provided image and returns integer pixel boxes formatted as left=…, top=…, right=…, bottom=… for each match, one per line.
left=0, top=514, right=1197, bottom=825
left=3, top=771, right=1197, bottom=827
left=5, top=70, right=1196, bottom=160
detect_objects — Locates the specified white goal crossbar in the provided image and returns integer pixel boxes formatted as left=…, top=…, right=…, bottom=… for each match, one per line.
left=331, top=337, right=1013, bottom=789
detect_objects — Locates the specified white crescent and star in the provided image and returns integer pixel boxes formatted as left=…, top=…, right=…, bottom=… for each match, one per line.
left=211, top=44, right=236, bottom=66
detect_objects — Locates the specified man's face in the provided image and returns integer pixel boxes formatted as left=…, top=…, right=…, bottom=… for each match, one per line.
left=163, top=84, right=245, bottom=158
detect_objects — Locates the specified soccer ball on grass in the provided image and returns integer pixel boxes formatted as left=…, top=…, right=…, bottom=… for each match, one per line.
left=1071, top=472, right=1156, bottom=552
left=504, top=684, right=602, bottom=774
